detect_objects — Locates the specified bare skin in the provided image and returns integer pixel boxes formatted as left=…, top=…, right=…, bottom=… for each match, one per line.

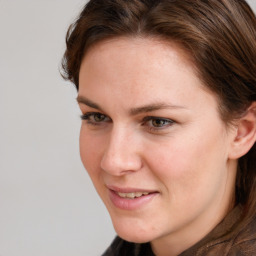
left=78, top=37, right=242, bottom=255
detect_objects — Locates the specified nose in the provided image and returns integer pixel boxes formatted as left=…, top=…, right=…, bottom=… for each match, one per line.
left=100, top=126, right=143, bottom=176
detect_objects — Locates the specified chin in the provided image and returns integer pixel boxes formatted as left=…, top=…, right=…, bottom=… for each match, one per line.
left=116, top=230, right=152, bottom=244
left=111, top=216, right=157, bottom=244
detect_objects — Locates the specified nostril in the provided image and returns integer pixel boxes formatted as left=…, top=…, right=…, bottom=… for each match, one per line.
left=100, top=149, right=142, bottom=175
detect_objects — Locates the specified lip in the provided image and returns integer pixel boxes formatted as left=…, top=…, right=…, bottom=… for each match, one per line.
left=107, top=185, right=157, bottom=193
left=107, top=185, right=159, bottom=211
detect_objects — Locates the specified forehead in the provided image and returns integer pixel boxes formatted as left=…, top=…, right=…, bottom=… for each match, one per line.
left=78, top=37, right=217, bottom=112
left=81, top=37, right=195, bottom=75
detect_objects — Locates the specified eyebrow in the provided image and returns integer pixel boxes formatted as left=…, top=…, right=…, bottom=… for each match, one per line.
left=76, top=95, right=187, bottom=115
left=129, top=103, right=187, bottom=115
left=77, top=96, right=103, bottom=111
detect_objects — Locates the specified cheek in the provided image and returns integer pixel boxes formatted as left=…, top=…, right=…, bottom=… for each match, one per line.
left=145, top=143, right=203, bottom=199
left=144, top=126, right=228, bottom=203
left=79, top=127, right=103, bottom=179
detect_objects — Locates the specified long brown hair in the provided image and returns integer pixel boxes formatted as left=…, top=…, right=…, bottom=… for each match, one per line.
left=62, top=0, right=256, bottom=232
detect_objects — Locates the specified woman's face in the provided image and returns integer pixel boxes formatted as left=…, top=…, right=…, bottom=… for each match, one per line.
left=78, top=38, right=237, bottom=250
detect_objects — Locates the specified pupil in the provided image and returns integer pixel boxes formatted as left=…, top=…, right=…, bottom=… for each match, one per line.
left=153, top=119, right=164, bottom=127
left=95, top=114, right=104, bottom=122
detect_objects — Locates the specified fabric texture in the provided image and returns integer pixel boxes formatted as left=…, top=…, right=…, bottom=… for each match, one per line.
left=102, top=205, right=256, bottom=256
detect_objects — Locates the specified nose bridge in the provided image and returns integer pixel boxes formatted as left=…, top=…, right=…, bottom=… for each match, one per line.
left=100, top=124, right=142, bottom=175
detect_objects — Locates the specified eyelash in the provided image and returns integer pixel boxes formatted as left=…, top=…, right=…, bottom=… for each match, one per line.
left=80, top=112, right=175, bottom=132
left=80, top=112, right=111, bottom=125
left=142, top=116, right=174, bottom=131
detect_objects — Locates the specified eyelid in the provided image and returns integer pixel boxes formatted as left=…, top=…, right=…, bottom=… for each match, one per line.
left=142, top=116, right=175, bottom=131
left=142, top=116, right=174, bottom=123
left=80, top=112, right=111, bottom=122
left=80, top=112, right=175, bottom=131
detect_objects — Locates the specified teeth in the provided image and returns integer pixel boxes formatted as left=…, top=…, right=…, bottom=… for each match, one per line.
left=135, top=192, right=143, bottom=197
left=118, top=192, right=127, bottom=198
left=117, top=192, right=150, bottom=199
left=127, top=193, right=136, bottom=199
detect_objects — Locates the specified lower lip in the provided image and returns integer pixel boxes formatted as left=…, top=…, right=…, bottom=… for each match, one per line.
left=109, top=190, right=158, bottom=211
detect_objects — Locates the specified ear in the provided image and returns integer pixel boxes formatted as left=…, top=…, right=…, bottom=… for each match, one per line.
left=229, top=102, right=256, bottom=160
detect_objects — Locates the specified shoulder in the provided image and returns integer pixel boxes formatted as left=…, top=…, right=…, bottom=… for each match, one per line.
left=227, top=239, right=256, bottom=256
left=227, top=219, right=256, bottom=256
left=180, top=207, right=256, bottom=256
left=204, top=218, right=256, bottom=256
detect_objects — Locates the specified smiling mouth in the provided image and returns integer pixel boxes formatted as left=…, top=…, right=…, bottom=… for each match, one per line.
left=116, top=191, right=151, bottom=199
left=108, top=187, right=158, bottom=210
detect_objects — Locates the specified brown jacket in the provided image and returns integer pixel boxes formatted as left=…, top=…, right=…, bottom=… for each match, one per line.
left=102, top=205, right=256, bottom=256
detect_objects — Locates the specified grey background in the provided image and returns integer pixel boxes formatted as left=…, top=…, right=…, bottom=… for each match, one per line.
left=0, top=0, right=255, bottom=255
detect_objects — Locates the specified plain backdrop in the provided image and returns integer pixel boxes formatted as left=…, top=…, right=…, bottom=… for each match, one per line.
left=0, top=0, right=255, bottom=255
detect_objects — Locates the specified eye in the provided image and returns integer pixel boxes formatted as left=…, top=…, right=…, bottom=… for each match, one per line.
left=80, top=112, right=111, bottom=125
left=151, top=118, right=171, bottom=127
left=142, top=116, right=175, bottom=132
left=92, top=113, right=106, bottom=122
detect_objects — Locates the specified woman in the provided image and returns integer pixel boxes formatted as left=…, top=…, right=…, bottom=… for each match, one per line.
left=62, top=0, right=256, bottom=255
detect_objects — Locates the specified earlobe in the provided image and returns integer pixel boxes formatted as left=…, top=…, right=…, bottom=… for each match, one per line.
left=229, top=102, right=256, bottom=160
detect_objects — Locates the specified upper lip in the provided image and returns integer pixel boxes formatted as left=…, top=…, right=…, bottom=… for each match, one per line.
left=106, top=185, right=158, bottom=193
